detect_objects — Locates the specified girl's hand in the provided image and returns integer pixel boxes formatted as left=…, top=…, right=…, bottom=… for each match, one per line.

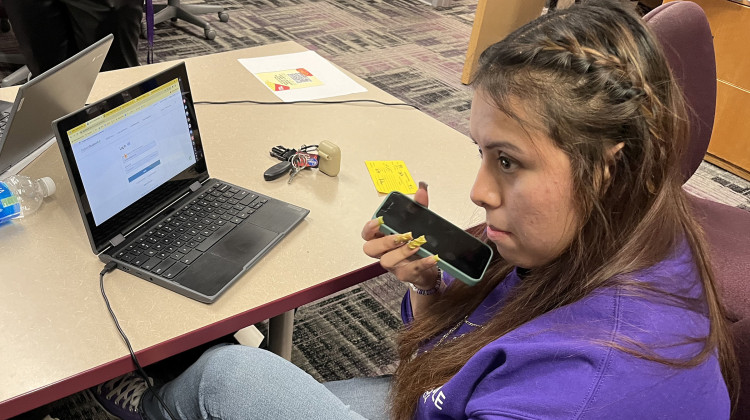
left=361, top=184, right=438, bottom=289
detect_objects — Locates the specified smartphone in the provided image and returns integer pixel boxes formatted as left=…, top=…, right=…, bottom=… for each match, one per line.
left=373, top=191, right=493, bottom=286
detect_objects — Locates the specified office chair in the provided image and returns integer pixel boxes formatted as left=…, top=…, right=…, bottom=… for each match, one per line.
left=142, top=0, right=229, bottom=41
left=0, top=0, right=30, bottom=87
left=644, top=2, right=750, bottom=418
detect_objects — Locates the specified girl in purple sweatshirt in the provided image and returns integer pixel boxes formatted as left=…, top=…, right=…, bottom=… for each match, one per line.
left=364, top=0, right=736, bottom=418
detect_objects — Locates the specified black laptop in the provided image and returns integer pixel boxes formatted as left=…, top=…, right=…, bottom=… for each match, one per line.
left=53, top=62, right=309, bottom=303
left=0, top=34, right=113, bottom=176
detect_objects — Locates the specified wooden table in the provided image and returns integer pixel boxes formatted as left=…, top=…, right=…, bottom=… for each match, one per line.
left=0, top=41, right=483, bottom=418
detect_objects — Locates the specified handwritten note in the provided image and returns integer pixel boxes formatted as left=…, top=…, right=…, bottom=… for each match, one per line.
left=365, top=160, right=418, bottom=194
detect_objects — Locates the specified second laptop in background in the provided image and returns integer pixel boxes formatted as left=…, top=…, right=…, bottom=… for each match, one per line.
left=0, top=34, right=113, bottom=176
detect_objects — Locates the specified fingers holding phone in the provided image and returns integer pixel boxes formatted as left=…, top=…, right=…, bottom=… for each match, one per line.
left=362, top=225, right=439, bottom=286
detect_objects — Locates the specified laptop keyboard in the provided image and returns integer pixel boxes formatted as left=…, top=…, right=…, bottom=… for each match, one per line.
left=0, top=111, right=10, bottom=136
left=112, top=182, right=266, bottom=280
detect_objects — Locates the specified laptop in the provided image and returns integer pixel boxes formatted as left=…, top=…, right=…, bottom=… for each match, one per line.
left=53, top=62, right=310, bottom=303
left=0, top=34, right=113, bottom=176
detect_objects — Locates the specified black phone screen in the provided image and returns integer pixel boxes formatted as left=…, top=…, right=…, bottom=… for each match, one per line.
left=375, top=192, right=492, bottom=280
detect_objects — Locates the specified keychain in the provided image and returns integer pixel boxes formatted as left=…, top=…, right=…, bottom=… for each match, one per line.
left=264, top=143, right=339, bottom=182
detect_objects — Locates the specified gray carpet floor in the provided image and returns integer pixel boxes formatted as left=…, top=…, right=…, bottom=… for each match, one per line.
left=4, top=0, right=749, bottom=418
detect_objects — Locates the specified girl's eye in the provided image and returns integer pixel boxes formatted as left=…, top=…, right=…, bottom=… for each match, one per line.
left=499, top=155, right=517, bottom=172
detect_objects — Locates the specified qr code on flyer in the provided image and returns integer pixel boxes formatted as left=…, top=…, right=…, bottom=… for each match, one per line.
left=257, top=68, right=324, bottom=91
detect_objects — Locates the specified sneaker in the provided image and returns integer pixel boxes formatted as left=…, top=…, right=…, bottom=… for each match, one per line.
left=91, top=372, right=150, bottom=420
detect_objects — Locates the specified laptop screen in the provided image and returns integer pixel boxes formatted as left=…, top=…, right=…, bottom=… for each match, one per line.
left=68, top=77, right=196, bottom=225
left=55, top=63, right=209, bottom=253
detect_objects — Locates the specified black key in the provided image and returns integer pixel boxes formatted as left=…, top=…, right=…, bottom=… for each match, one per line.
left=230, top=217, right=243, bottom=224
left=180, top=249, right=203, bottom=265
left=163, top=262, right=187, bottom=279
left=239, top=194, right=258, bottom=206
left=141, top=257, right=162, bottom=271
left=152, top=259, right=176, bottom=275
left=195, top=223, right=235, bottom=252
left=178, top=246, right=191, bottom=254
left=170, top=252, right=184, bottom=261
left=131, top=255, right=147, bottom=267
left=120, top=254, right=135, bottom=262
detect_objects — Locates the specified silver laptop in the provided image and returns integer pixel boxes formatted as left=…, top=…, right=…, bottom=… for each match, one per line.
left=0, top=34, right=113, bottom=176
left=53, top=62, right=309, bottom=303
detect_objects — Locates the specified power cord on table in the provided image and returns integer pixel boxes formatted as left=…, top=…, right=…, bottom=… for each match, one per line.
left=99, top=262, right=178, bottom=420
left=193, top=98, right=420, bottom=110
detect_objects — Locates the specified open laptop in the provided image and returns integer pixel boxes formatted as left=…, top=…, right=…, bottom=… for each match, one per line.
left=0, top=34, right=113, bottom=176
left=53, top=62, right=310, bottom=303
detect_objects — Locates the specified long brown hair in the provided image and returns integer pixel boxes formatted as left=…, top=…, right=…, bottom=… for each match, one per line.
left=390, top=1, right=738, bottom=418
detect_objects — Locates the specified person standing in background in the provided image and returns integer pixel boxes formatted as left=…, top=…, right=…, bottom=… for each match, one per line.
left=3, top=0, right=142, bottom=77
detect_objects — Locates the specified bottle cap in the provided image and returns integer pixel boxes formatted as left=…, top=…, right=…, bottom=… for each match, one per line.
left=39, top=177, right=56, bottom=197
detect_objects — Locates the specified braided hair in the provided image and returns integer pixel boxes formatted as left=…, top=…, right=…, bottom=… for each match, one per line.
left=390, top=1, right=737, bottom=418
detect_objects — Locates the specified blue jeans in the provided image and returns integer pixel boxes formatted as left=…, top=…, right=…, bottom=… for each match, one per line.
left=141, top=345, right=391, bottom=420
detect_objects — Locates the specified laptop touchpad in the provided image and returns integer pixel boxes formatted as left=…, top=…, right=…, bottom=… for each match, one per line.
left=176, top=223, right=278, bottom=297
left=209, top=222, right=278, bottom=263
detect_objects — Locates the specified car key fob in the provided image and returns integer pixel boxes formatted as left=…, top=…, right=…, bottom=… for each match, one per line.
left=264, top=160, right=293, bottom=181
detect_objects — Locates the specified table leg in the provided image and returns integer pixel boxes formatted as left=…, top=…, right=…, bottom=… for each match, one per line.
left=267, top=310, right=295, bottom=360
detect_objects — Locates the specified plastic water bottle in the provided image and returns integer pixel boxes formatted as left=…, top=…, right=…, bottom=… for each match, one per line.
left=0, top=175, right=56, bottom=223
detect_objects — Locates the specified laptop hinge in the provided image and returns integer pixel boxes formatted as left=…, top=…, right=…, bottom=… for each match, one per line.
left=110, top=234, right=126, bottom=248
left=190, top=181, right=202, bottom=192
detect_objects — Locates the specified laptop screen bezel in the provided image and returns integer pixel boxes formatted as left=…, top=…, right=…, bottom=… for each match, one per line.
left=54, top=62, right=209, bottom=254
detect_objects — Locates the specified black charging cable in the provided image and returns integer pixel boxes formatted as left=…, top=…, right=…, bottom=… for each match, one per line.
left=193, top=98, right=420, bottom=110
left=99, top=263, right=178, bottom=420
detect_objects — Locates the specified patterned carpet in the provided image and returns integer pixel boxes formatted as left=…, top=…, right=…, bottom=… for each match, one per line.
left=5, top=0, right=750, bottom=418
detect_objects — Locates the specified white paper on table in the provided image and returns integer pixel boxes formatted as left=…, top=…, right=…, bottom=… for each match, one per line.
left=238, top=51, right=367, bottom=102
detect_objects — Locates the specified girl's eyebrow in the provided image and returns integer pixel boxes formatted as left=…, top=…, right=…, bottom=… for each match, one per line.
left=470, top=134, right=523, bottom=155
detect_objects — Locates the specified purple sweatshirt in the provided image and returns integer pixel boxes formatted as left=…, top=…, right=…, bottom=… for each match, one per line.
left=401, top=241, right=729, bottom=419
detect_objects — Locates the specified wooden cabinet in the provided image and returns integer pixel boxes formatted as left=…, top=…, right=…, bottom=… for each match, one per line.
left=672, top=0, right=750, bottom=179
left=461, top=0, right=546, bottom=84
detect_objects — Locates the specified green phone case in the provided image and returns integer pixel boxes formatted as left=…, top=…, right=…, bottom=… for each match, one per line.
left=372, top=191, right=493, bottom=286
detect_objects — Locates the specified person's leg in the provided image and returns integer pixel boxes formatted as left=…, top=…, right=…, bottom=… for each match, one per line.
left=60, top=0, right=142, bottom=71
left=323, top=376, right=392, bottom=420
left=141, top=345, right=370, bottom=420
left=3, top=0, right=76, bottom=77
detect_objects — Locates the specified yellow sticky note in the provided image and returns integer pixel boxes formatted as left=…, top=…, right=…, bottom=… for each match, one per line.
left=365, top=160, right=418, bottom=194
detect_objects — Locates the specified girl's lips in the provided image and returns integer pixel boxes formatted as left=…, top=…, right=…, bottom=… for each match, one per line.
left=486, top=225, right=511, bottom=241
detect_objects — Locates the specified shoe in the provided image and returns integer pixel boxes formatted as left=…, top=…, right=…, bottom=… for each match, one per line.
left=91, top=372, right=150, bottom=420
